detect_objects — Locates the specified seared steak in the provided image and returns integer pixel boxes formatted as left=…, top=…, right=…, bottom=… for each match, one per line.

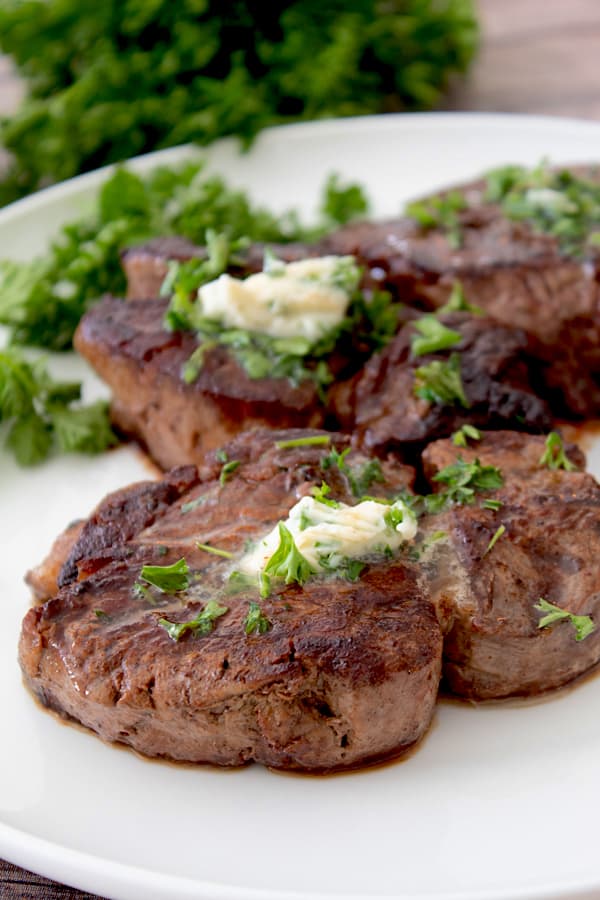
left=74, top=297, right=326, bottom=470
left=332, top=312, right=552, bottom=455
left=420, top=431, right=600, bottom=699
left=19, top=430, right=443, bottom=772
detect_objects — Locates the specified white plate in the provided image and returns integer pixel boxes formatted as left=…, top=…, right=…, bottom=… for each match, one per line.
left=3, top=113, right=600, bottom=900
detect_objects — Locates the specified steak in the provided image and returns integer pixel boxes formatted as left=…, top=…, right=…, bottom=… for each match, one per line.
left=19, top=430, right=443, bottom=772
left=332, top=312, right=552, bottom=455
left=420, top=430, right=600, bottom=699
left=74, top=297, right=326, bottom=470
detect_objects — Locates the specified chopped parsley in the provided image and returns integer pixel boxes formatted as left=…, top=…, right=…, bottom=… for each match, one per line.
left=181, top=496, right=208, bottom=514
left=538, top=432, right=577, bottom=471
left=220, top=459, right=241, bottom=486
left=452, top=424, right=482, bottom=447
left=535, top=598, right=595, bottom=642
left=410, top=315, right=462, bottom=357
left=318, top=554, right=366, bottom=582
left=426, top=457, right=504, bottom=513
left=263, top=522, right=314, bottom=589
left=275, top=435, right=331, bottom=450
left=321, top=446, right=385, bottom=497
left=483, top=524, right=506, bottom=556
left=405, top=190, right=467, bottom=249
left=159, top=600, right=228, bottom=641
left=136, top=558, right=190, bottom=594
left=437, top=281, right=484, bottom=315
left=414, top=352, right=469, bottom=408
left=244, top=601, right=271, bottom=636
left=485, top=162, right=600, bottom=258
left=196, top=543, right=234, bottom=559
left=310, top=481, right=341, bottom=508
left=482, top=498, right=503, bottom=511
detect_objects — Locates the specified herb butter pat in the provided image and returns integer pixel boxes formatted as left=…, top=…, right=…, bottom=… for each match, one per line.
left=239, top=495, right=417, bottom=576
left=197, top=255, right=359, bottom=341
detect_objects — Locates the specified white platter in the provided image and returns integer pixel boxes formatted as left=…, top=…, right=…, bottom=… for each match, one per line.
left=2, top=113, right=600, bottom=900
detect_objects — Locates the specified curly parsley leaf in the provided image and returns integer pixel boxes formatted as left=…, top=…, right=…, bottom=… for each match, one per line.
left=535, top=598, right=595, bottom=642
left=427, top=457, right=504, bottom=513
left=452, top=424, right=482, bottom=447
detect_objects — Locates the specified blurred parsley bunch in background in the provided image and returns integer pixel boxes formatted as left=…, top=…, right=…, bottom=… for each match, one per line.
left=0, top=0, right=478, bottom=204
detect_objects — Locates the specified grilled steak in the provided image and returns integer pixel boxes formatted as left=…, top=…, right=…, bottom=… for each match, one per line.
left=420, top=431, right=600, bottom=699
left=19, top=430, right=443, bottom=772
left=332, top=312, right=552, bottom=455
left=74, top=297, right=326, bottom=470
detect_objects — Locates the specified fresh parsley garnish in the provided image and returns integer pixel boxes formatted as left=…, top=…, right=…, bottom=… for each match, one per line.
left=275, top=435, right=331, bottom=450
left=414, top=352, right=469, bottom=408
left=244, top=601, right=271, bottom=635
left=485, top=162, right=600, bottom=258
left=484, top=524, right=505, bottom=556
left=482, top=498, right=503, bottom=511
left=427, top=457, right=504, bottom=513
left=196, top=543, right=234, bottom=559
left=0, top=348, right=117, bottom=465
left=405, top=190, right=467, bottom=249
left=318, top=554, right=366, bottom=582
left=137, top=558, right=190, bottom=594
left=437, top=281, right=484, bottom=315
left=310, top=481, right=341, bottom=508
left=321, top=446, right=384, bottom=497
left=452, top=424, right=482, bottom=447
left=411, top=315, right=462, bottom=357
left=159, top=600, right=228, bottom=641
left=538, top=432, right=577, bottom=471
left=220, top=459, right=240, bottom=486
left=263, top=522, right=314, bottom=589
left=534, top=598, right=595, bottom=641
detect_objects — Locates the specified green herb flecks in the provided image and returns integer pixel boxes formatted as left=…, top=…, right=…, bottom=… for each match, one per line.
left=196, top=543, right=234, bottom=559
left=137, top=558, right=190, bottom=594
left=452, top=424, right=482, bottom=447
left=321, top=446, right=385, bottom=497
left=263, top=523, right=314, bottom=590
left=411, top=315, right=462, bottom=357
left=485, top=162, right=600, bottom=258
left=483, top=524, right=506, bottom=556
left=482, top=498, right=503, bottom=511
left=539, top=432, right=577, bottom=471
left=426, top=457, right=504, bottom=514
left=318, top=554, right=366, bottom=582
left=535, top=598, right=595, bottom=642
left=437, top=281, right=484, bottom=316
left=405, top=190, right=467, bottom=248
left=244, top=601, right=271, bottom=636
left=159, top=600, right=228, bottom=641
left=310, top=482, right=341, bottom=508
left=0, top=348, right=117, bottom=465
left=414, top=352, right=469, bottom=408
left=275, top=435, right=331, bottom=450
left=220, top=459, right=241, bottom=486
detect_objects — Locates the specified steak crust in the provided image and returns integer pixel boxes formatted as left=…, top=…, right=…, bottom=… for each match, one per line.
left=19, top=430, right=442, bottom=772
left=420, top=431, right=600, bottom=699
left=74, top=297, right=326, bottom=470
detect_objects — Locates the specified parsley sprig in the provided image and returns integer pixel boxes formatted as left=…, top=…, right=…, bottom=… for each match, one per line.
left=244, top=601, right=271, bottom=636
left=0, top=348, right=116, bottom=465
left=136, top=558, right=190, bottom=594
left=411, top=315, right=462, bottom=357
left=263, top=523, right=314, bottom=590
left=535, top=598, right=595, bottom=642
left=405, top=190, right=467, bottom=248
left=414, top=352, right=469, bottom=408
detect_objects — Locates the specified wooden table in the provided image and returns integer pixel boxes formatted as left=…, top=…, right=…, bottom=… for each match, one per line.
left=2, top=0, right=600, bottom=897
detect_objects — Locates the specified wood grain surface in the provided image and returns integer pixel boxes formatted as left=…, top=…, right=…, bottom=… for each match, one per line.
left=2, top=0, right=600, bottom=897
